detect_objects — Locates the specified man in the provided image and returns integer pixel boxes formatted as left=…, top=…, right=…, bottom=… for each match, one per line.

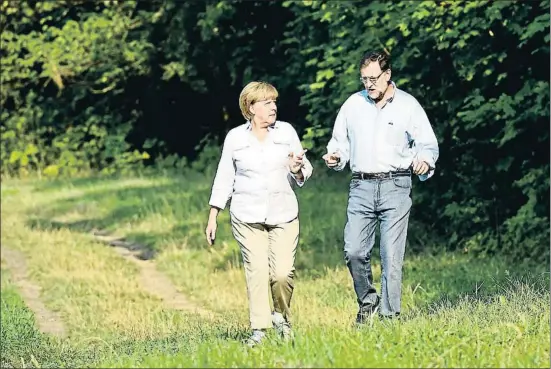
left=322, top=51, right=439, bottom=323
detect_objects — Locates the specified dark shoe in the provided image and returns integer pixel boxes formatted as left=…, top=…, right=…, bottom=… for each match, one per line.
left=356, top=297, right=380, bottom=324
left=379, top=312, right=400, bottom=320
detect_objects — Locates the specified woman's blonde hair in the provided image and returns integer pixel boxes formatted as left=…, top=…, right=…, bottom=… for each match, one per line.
left=239, top=81, right=279, bottom=121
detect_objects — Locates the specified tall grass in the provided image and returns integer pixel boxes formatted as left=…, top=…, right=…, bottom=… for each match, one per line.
left=1, top=167, right=549, bottom=367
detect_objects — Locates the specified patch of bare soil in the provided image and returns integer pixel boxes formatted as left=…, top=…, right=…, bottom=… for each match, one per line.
left=1, top=246, right=66, bottom=337
left=93, top=232, right=215, bottom=319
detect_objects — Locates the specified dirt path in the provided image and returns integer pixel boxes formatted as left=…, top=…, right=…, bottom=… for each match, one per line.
left=1, top=246, right=66, bottom=338
left=93, top=233, right=215, bottom=319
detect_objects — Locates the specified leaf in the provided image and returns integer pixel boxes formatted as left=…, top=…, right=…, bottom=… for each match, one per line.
left=43, top=164, right=60, bottom=177
left=309, top=82, right=326, bottom=90
left=24, top=143, right=38, bottom=155
left=20, top=154, right=29, bottom=166
left=9, top=150, right=21, bottom=163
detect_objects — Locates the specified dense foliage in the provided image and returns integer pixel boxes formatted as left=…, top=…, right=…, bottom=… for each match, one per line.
left=1, top=0, right=549, bottom=261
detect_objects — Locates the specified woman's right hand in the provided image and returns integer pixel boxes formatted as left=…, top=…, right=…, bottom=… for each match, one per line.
left=205, top=219, right=217, bottom=245
left=205, top=207, right=220, bottom=245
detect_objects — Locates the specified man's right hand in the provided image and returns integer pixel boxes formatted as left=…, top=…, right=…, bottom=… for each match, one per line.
left=322, top=152, right=341, bottom=168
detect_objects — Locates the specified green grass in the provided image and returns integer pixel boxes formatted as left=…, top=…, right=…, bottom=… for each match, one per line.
left=1, top=165, right=549, bottom=367
left=99, top=274, right=550, bottom=368
left=0, top=269, right=98, bottom=368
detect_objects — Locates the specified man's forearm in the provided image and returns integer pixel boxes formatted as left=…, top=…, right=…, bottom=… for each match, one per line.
left=417, top=150, right=437, bottom=170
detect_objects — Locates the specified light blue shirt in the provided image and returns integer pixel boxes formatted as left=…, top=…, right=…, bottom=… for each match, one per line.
left=209, top=120, right=313, bottom=224
left=326, top=82, right=439, bottom=181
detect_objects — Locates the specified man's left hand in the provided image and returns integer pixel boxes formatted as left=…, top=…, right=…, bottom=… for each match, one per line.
left=412, top=159, right=430, bottom=175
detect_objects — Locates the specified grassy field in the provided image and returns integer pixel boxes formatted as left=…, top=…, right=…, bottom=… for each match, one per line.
left=1, top=165, right=549, bottom=368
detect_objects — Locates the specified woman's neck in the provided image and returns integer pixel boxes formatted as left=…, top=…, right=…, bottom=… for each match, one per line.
left=250, top=119, right=269, bottom=141
left=251, top=119, right=270, bottom=130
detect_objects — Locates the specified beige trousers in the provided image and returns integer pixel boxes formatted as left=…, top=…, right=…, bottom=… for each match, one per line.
left=230, top=216, right=299, bottom=330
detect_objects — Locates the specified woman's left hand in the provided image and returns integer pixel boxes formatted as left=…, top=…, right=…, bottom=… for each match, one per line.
left=288, top=149, right=307, bottom=174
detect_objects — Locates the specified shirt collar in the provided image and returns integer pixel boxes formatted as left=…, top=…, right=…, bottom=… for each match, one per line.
left=245, top=120, right=279, bottom=130
left=386, top=81, right=397, bottom=102
left=362, top=81, right=397, bottom=104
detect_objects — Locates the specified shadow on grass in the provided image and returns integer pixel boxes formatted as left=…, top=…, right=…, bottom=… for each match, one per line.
left=24, top=174, right=352, bottom=269
left=25, top=179, right=212, bottom=261
left=26, top=218, right=161, bottom=260
left=29, top=173, right=126, bottom=193
left=410, top=272, right=551, bottom=322
left=21, top=173, right=546, bottom=309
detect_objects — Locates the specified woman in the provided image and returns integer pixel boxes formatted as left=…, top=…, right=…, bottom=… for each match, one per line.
left=205, top=81, right=313, bottom=347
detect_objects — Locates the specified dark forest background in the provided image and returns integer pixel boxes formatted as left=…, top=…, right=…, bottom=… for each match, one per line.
left=1, top=0, right=549, bottom=262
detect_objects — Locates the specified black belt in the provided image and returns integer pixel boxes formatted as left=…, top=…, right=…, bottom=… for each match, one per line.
left=352, top=170, right=411, bottom=180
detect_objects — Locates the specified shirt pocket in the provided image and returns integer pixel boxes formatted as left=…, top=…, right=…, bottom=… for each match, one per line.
left=384, top=121, right=407, bottom=147
left=350, top=178, right=362, bottom=190
left=392, top=176, right=412, bottom=189
left=232, top=143, right=255, bottom=171
left=271, top=138, right=292, bottom=168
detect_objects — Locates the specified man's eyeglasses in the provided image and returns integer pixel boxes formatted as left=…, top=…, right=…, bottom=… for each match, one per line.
left=359, top=70, right=386, bottom=85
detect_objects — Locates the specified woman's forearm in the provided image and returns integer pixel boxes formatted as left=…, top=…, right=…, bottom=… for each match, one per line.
left=208, top=206, right=221, bottom=222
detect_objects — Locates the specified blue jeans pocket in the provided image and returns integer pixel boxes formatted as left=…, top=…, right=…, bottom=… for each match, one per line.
left=392, top=176, right=411, bottom=189
left=350, top=179, right=362, bottom=190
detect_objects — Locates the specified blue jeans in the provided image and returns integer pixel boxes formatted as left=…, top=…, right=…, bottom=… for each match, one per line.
left=344, top=175, right=412, bottom=317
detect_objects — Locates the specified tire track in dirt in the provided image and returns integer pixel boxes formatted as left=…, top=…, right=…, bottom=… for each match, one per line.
left=1, top=246, right=66, bottom=338
left=93, top=232, right=215, bottom=319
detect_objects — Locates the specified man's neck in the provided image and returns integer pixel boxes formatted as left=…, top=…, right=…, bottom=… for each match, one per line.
left=375, top=83, right=394, bottom=109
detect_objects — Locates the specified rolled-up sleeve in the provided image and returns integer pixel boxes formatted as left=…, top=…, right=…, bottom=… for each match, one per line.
left=288, top=125, right=313, bottom=187
left=326, top=105, right=350, bottom=171
left=411, top=102, right=439, bottom=181
left=208, top=132, right=236, bottom=209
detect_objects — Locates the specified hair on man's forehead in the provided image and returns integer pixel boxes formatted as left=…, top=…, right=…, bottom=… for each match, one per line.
left=359, top=51, right=391, bottom=72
